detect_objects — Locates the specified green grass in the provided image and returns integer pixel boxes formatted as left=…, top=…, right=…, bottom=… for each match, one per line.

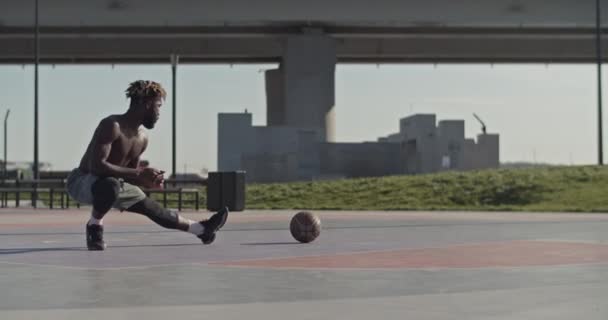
left=10, top=166, right=608, bottom=212
left=244, top=166, right=608, bottom=212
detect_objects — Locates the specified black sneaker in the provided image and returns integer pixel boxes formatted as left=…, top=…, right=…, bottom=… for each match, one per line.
left=197, top=207, right=229, bottom=245
left=86, top=223, right=107, bottom=251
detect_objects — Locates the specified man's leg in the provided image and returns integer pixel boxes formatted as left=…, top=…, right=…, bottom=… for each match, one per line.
left=86, top=177, right=121, bottom=250
left=125, top=198, right=229, bottom=244
left=125, top=197, right=189, bottom=231
left=90, top=177, right=121, bottom=221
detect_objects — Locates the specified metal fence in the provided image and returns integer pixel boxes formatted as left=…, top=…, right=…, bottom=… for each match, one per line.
left=0, top=178, right=207, bottom=210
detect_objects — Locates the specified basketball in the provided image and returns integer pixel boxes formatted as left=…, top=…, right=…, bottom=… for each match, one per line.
left=290, top=211, right=321, bottom=243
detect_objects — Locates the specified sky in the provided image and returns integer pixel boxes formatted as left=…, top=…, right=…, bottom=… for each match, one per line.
left=0, top=63, right=603, bottom=172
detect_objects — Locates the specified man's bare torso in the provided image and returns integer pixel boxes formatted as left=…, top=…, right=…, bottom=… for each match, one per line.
left=79, top=115, right=147, bottom=174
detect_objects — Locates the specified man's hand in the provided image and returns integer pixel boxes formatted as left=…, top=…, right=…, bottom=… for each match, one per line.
left=138, top=168, right=164, bottom=188
left=152, top=170, right=165, bottom=189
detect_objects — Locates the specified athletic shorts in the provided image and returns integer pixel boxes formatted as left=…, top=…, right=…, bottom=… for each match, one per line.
left=66, top=168, right=146, bottom=211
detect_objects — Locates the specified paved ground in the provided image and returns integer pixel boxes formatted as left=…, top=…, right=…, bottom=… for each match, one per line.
left=1, top=208, right=608, bottom=319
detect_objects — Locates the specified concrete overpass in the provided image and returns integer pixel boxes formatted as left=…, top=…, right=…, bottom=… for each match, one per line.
left=1, top=0, right=608, bottom=64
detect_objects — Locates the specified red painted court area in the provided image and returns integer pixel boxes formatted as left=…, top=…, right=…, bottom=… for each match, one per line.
left=213, top=240, right=608, bottom=269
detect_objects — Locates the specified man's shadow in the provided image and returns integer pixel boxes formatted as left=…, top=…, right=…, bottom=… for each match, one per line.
left=0, top=243, right=204, bottom=255
left=240, top=242, right=300, bottom=246
left=0, top=247, right=85, bottom=255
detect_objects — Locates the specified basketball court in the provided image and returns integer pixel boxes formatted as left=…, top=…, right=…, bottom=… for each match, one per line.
left=1, top=208, right=608, bottom=319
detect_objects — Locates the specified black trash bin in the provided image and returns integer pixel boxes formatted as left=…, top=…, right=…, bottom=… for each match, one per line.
left=206, top=171, right=246, bottom=211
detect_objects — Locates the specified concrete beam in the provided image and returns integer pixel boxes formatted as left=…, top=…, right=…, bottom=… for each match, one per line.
left=2, top=27, right=608, bottom=64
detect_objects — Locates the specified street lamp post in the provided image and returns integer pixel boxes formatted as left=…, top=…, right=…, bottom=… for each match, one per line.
left=33, top=0, right=39, bottom=207
left=4, top=109, right=10, bottom=179
left=171, top=54, right=179, bottom=182
left=597, top=0, right=604, bottom=165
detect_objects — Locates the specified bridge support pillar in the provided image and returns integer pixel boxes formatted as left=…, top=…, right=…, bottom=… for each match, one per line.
left=265, top=34, right=336, bottom=142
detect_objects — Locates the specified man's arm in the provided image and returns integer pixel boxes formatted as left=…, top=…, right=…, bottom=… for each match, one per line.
left=90, top=118, right=141, bottom=179
left=124, top=134, right=149, bottom=186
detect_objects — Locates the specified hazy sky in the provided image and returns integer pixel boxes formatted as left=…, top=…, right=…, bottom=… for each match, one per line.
left=0, top=63, right=602, bottom=172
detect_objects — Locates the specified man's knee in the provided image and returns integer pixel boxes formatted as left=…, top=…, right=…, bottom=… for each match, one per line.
left=91, top=177, right=121, bottom=212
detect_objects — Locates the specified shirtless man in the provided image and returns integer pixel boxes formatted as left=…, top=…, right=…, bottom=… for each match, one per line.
left=66, top=80, right=228, bottom=251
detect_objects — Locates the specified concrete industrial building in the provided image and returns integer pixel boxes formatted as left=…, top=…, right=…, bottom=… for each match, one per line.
left=218, top=112, right=499, bottom=183
left=214, top=34, right=499, bottom=183
left=377, top=114, right=499, bottom=174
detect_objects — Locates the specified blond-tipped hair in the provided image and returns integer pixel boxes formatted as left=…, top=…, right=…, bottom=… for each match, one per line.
left=125, top=80, right=167, bottom=104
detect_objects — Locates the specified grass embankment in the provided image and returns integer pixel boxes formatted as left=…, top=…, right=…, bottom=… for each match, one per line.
left=245, top=166, right=608, bottom=212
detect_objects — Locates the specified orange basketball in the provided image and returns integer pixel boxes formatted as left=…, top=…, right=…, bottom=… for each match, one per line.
left=290, top=211, right=321, bottom=243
